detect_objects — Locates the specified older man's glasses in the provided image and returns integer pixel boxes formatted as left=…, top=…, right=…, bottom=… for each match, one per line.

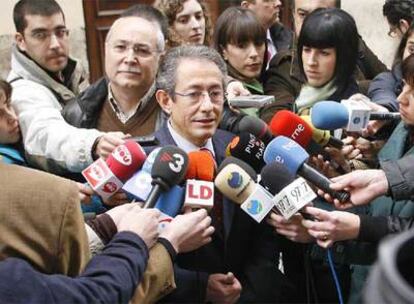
left=108, top=41, right=160, bottom=58
left=174, top=90, right=225, bottom=106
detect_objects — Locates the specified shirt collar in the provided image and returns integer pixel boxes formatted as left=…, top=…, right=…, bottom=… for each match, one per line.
left=107, top=82, right=156, bottom=124
left=167, top=120, right=215, bottom=157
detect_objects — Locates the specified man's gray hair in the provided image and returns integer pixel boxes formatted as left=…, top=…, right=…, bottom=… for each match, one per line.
left=156, top=45, right=228, bottom=95
left=106, top=4, right=166, bottom=52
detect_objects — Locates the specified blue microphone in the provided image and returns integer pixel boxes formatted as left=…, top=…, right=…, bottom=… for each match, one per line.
left=264, top=136, right=350, bottom=203
left=311, top=101, right=349, bottom=130
left=122, top=148, right=161, bottom=201
left=155, top=185, right=185, bottom=230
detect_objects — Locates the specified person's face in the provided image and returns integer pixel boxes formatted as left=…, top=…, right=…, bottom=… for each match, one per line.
left=158, top=58, right=224, bottom=146
left=15, top=13, right=69, bottom=73
left=173, top=0, right=206, bottom=45
left=0, top=90, right=20, bottom=144
left=397, top=82, right=414, bottom=125
left=403, top=33, right=414, bottom=60
left=222, top=42, right=265, bottom=80
left=302, top=46, right=336, bottom=87
left=244, top=0, right=282, bottom=29
left=293, top=0, right=336, bottom=37
left=105, top=17, right=162, bottom=94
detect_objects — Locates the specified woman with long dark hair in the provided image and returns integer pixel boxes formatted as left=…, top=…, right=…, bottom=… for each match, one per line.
left=294, top=8, right=359, bottom=115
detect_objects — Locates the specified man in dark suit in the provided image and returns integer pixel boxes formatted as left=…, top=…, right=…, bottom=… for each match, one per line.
left=152, top=45, right=296, bottom=303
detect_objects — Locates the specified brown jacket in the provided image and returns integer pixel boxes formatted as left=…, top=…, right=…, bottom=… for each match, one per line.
left=0, top=162, right=90, bottom=276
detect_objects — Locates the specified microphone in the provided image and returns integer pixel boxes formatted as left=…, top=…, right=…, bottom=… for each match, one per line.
left=185, top=150, right=216, bottom=181
left=142, top=147, right=161, bottom=173
left=82, top=140, right=146, bottom=200
left=154, top=185, right=185, bottom=230
left=301, top=115, right=344, bottom=149
left=143, top=145, right=189, bottom=208
left=215, top=159, right=274, bottom=222
left=122, top=147, right=162, bottom=201
left=261, top=162, right=316, bottom=219
left=269, top=110, right=313, bottom=148
left=184, top=151, right=216, bottom=209
left=260, top=162, right=295, bottom=195
left=238, top=115, right=273, bottom=144
left=369, top=112, right=401, bottom=120
left=264, top=136, right=350, bottom=203
left=218, top=156, right=258, bottom=182
left=311, top=101, right=401, bottom=132
left=225, top=132, right=266, bottom=172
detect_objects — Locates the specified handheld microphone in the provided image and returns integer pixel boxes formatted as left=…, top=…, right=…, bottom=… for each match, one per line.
left=264, top=136, right=350, bottom=203
left=311, top=101, right=401, bottom=132
left=82, top=140, right=146, bottom=200
left=225, top=132, right=266, bottom=172
left=184, top=151, right=216, bottom=209
left=155, top=185, right=185, bottom=230
left=301, top=115, right=344, bottom=149
left=238, top=115, right=273, bottom=144
left=260, top=162, right=295, bottom=195
left=261, top=162, right=316, bottom=219
left=122, top=148, right=162, bottom=200
left=185, top=150, right=216, bottom=181
left=218, top=156, right=258, bottom=182
left=215, top=160, right=274, bottom=222
left=269, top=110, right=313, bottom=148
left=144, top=146, right=188, bottom=208
left=142, top=147, right=161, bottom=173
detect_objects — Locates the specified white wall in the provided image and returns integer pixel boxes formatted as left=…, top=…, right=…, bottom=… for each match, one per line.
left=343, top=0, right=399, bottom=68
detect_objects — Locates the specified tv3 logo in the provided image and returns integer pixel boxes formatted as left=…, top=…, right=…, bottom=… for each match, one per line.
left=160, top=152, right=185, bottom=173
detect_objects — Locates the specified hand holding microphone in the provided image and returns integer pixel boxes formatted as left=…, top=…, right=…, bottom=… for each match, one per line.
left=82, top=140, right=147, bottom=200
left=159, top=207, right=215, bottom=253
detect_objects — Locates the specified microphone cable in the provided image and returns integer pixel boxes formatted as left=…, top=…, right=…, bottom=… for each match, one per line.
left=327, top=248, right=344, bottom=304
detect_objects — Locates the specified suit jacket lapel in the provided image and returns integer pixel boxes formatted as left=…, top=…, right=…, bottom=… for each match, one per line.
left=212, top=132, right=235, bottom=241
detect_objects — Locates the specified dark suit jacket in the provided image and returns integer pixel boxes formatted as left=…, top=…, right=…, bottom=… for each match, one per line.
left=151, top=126, right=297, bottom=303
left=269, top=23, right=293, bottom=53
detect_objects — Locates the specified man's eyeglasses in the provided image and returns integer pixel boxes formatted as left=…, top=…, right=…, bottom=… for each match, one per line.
left=174, top=90, right=226, bottom=106
left=29, top=28, right=69, bottom=42
left=108, top=41, right=161, bottom=58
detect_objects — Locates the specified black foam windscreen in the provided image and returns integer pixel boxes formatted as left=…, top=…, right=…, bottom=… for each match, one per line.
left=260, top=162, right=295, bottom=195
left=151, top=145, right=189, bottom=190
left=238, top=115, right=273, bottom=144
left=226, top=132, right=265, bottom=172
left=218, top=156, right=257, bottom=182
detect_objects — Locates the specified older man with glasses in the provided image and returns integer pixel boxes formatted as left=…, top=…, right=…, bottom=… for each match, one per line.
left=149, top=44, right=295, bottom=303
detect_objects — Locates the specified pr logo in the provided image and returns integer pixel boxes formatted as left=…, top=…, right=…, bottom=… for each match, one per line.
left=227, top=172, right=243, bottom=188
left=246, top=199, right=263, bottom=215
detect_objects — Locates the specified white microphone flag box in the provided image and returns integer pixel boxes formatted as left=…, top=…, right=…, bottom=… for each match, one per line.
left=82, top=158, right=123, bottom=200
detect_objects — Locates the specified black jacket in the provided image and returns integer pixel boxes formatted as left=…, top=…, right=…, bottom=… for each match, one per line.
left=62, top=77, right=109, bottom=128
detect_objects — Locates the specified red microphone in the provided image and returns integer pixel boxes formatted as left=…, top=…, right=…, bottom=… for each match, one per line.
left=269, top=110, right=313, bottom=148
left=82, top=140, right=146, bottom=200
left=184, top=150, right=216, bottom=209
